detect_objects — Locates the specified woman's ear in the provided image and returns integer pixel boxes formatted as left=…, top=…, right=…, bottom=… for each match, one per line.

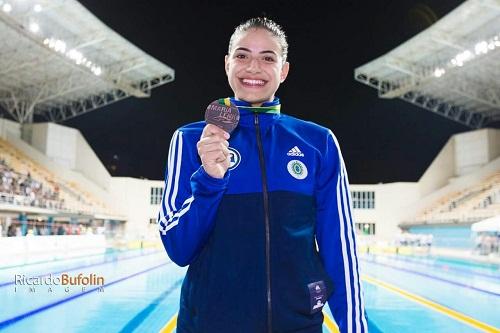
left=224, top=55, right=229, bottom=76
left=280, top=61, right=290, bottom=83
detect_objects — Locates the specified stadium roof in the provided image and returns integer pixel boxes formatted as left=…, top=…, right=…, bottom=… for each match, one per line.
left=355, top=0, right=500, bottom=128
left=0, top=0, right=174, bottom=124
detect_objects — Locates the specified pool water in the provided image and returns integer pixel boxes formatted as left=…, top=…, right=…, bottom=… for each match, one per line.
left=1, top=248, right=499, bottom=332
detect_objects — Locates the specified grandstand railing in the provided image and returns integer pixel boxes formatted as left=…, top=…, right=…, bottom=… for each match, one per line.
left=0, top=191, right=103, bottom=215
left=0, top=191, right=62, bottom=209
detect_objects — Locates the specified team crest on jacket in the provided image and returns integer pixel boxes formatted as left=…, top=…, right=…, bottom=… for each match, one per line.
left=287, top=160, right=308, bottom=180
left=228, top=147, right=241, bottom=170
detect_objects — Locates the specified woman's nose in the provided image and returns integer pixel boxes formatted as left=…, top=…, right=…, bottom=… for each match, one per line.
left=245, top=58, right=261, bottom=73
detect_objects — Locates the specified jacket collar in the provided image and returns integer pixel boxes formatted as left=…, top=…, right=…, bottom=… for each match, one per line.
left=228, top=97, right=281, bottom=129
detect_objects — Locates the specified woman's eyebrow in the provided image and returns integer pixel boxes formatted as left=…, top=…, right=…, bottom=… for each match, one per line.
left=260, top=50, right=277, bottom=56
left=234, top=47, right=251, bottom=52
left=234, top=47, right=277, bottom=55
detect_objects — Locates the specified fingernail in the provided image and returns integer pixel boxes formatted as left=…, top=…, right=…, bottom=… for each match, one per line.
left=224, top=132, right=230, bottom=139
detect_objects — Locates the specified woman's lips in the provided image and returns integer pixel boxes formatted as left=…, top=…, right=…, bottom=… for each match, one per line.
left=240, top=78, right=266, bottom=87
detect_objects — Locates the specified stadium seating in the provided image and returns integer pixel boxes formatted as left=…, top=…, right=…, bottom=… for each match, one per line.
left=412, top=172, right=500, bottom=224
left=0, top=138, right=113, bottom=215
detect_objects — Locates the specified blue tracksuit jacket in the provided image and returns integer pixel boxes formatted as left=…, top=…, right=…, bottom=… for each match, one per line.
left=158, top=98, right=367, bottom=333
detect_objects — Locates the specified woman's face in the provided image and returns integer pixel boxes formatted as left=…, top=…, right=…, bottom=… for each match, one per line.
left=225, top=28, right=289, bottom=106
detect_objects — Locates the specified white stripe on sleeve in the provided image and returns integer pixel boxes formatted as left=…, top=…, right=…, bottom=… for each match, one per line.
left=335, top=172, right=353, bottom=333
left=160, top=130, right=179, bottom=223
left=330, top=129, right=366, bottom=332
left=170, top=131, right=183, bottom=211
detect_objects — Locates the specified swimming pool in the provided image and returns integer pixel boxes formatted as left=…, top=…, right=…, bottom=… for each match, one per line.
left=1, top=248, right=499, bottom=332
left=361, top=253, right=500, bottom=332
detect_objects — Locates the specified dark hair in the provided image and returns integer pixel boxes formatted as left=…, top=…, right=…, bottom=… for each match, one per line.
left=228, top=17, right=288, bottom=63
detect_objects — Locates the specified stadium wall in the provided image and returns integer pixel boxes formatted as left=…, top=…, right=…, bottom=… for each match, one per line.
left=0, top=234, right=106, bottom=266
left=351, top=183, right=419, bottom=241
left=454, top=129, right=497, bottom=176
left=487, top=129, right=500, bottom=163
left=0, top=117, right=21, bottom=140
left=352, top=128, right=500, bottom=242
left=418, top=136, right=455, bottom=197
left=26, top=123, right=111, bottom=191
left=109, top=177, right=163, bottom=239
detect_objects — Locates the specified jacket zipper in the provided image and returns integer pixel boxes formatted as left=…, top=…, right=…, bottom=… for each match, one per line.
left=254, top=113, right=272, bottom=333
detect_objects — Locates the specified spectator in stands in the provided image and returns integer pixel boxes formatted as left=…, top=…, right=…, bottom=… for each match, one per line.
left=493, top=233, right=499, bottom=254
left=476, top=233, right=500, bottom=255
left=486, top=235, right=496, bottom=254
left=475, top=234, right=484, bottom=254
left=0, top=158, right=64, bottom=210
left=7, top=224, right=16, bottom=237
left=57, top=225, right=65, bottom=235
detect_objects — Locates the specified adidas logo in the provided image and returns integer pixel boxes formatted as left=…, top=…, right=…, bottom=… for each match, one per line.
left=287, top=146, right=304, bottom=157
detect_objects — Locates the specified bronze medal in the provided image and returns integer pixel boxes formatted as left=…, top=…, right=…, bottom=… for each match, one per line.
left=204, top=100, right=240, bottom=134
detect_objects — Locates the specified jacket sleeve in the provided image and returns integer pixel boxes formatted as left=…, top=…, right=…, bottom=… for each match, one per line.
left=315, top=130, right=368, bottom=333
left=157, top=129, right=229, bottom=267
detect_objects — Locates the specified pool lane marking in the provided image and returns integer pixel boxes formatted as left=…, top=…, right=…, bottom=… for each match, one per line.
left=159, top=312, right=340, bottom=333
left=323, top=313, right=339, bottom=333
left=0, top=248, right=151, bottom=270
left=361, top=257, right=500, bottom=297
left=160, top=314, right=177, bottom=333
left=0, top=261, right=171, bottom=330
left=0, top=250, right=163, bottom=288
left=363, top=274, right=500, bottom=333
left=368, top=254, right=500, bottom=281
left=117, top=278, right=183, bottom=333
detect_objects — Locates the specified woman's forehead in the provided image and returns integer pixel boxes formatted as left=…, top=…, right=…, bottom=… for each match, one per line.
left=232, top=28, right=281, bottom=53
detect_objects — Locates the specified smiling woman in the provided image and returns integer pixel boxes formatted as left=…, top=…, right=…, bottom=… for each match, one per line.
left=157, top=17, right=367, bottom=333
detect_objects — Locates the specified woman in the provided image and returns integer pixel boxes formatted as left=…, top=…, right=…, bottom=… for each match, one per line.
left=158, top=17, right=367, bottom=333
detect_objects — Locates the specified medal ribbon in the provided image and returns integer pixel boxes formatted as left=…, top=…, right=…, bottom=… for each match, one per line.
left=219, top=97, right=281, bottom=114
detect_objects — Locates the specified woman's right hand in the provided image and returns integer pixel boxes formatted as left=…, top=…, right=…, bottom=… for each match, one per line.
left=197, top=124, right=231, bottom=179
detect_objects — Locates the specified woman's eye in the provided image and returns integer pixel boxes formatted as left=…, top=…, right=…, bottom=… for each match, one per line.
left=235, top=54, right=246, bottom=59
left=264, top=56, right=275, bottom=62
